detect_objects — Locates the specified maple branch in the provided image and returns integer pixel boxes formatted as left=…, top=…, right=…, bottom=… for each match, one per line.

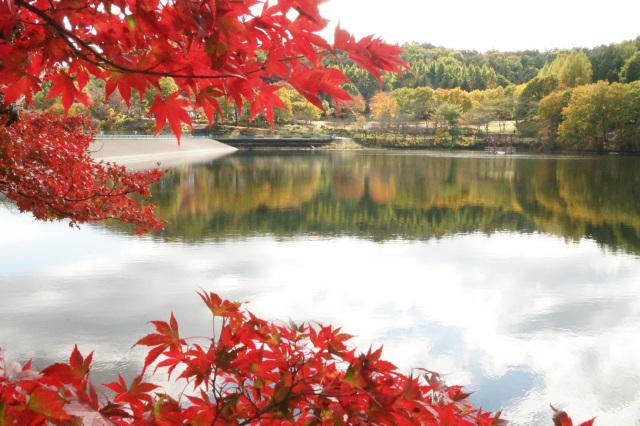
left=13, top=0, right=248, bottom=80
left=8, top=185, right=106, bottom=222
left=236, top=362, right=321, bottom=425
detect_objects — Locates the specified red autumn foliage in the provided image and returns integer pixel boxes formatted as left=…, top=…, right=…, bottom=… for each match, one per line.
left=0, top=292, right=488, bottom=425
left=0, top=112, right=164, bottom=233
left=1, top=0, right=409, bottom=129
left=551, top=405, right=596, bottom=426
left=0, top=0, right=409, bottom=230
left=0, top=291, right=595, bottom=425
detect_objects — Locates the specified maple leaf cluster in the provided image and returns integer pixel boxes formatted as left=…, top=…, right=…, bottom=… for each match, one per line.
left=1, top=0, right=409, bottom=136
left=0, top=291, right=503, bottom=425
left=0, top=291, right=598, bottom=425
left=0, top=112, right=164, bottom=233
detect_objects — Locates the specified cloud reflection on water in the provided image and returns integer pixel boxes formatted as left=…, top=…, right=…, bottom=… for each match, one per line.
left=1, top=206, right=640, bottom=424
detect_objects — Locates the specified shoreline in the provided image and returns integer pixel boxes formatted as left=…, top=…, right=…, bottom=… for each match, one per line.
left=89, top=137, right=238, bottom=170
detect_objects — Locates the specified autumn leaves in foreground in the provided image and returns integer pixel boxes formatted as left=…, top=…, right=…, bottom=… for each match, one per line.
left=0, top=113, right=165, bottom=234
left=0, top=291, right=595, bottom=425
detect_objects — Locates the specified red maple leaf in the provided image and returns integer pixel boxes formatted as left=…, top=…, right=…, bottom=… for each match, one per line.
left=194, top=84, right=224, bottom=126
left=41, top=344, right=93, bottom=386
left=26, top=386, right=73, bottom=422
left=0, top=113, right=165, bottom=233
left=552, top=405, right=597, bottom=426
left=146, top=91, right=193, bottom=143
left=103, top=373, right=159, bottom=407
left=0, top=71, right=41, bottom=105
left=104, top=70, right=152, bottom=108
left=334, top=25, right=410, bottom=84
left=135, top=311, right=185, bottom=370
left=45, top=71, right=90, bottom=112
left=288, top=67, right=351, bottom=110
left=250, top=85, right=289, bottom=126
left=197, top=290, right=243, bottom=319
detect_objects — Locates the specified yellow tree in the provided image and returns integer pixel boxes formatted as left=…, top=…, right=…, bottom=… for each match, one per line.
left=536, top=90, right=572, bottom=145
left=559, top=81, right=626, bottom=150
left=433, top=88, right=474, bottom=113
left=275, top=87, right=323, bottom=124
left=370, top=92, right=399, bottom=125
left=620, top=51, right=640, bottom=83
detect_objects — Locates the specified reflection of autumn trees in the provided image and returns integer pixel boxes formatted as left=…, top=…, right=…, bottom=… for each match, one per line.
left=150, top=153, right=640, bottom=254
left=516, top=157, right=640, bottom=249
left=332, top=166, right=366, bottom=200
left=157, top=156, right=323, bottom=215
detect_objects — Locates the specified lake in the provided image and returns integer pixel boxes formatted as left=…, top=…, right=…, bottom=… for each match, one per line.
left=1, top=150, right=640, bottom=424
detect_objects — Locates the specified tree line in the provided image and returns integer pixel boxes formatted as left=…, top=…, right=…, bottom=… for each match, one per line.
left=27, top=37, right=640, bottom=152
left=344, top=38, right=640, bottom=151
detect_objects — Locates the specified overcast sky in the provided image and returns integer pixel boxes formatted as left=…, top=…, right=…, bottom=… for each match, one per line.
left=319, top=0, right=640, bottom=52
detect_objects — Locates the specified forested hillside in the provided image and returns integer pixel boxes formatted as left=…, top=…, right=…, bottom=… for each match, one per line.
left=395, top=39, right=640, bottom=90
left=30, top=37, right=640, bottom=152
left=335, top=37, right=640, bottom=152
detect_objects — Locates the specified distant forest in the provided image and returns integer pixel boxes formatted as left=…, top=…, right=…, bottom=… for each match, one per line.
left=333, top=37, right=640, bottom=152
left=32, top=36, right=640, bottom=152
left=377, top=38, right=640, bottom=91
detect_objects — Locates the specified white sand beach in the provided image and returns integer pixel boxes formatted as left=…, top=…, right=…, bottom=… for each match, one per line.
left=89, top=137, right=237, bottom=170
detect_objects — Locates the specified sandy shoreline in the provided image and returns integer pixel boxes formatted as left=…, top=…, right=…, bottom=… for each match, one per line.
left=89, top=137, right=238, bottom=169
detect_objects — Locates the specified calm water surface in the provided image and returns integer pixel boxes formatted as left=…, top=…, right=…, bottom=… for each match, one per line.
left=2, top=150, right=640, bottom=424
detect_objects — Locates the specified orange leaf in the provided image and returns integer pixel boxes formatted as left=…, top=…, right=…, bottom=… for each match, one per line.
left=197, top=290, right=243, bottom=318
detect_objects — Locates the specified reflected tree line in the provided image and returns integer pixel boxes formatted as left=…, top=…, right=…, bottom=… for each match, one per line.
left=146, top=153, right=640, bottom=254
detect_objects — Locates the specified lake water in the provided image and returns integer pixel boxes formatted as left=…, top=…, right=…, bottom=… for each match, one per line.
left=2, top=150, right=640, bottom=424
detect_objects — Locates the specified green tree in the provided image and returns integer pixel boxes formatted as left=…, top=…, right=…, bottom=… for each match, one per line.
left=487, top=96, right=515, bottom=132
left=539, top=50, right=592, bottom=88
left=516, top=75, right=559, bottom=128
left=339, top=65, right=380, bottom=108
left=588, top=40, right=637, bottom=82
left=275, top=88, right=322, bottom=124
left=464, top=102, right=495, bottom=141
left=620, top=51, right=640, bottom=83
left=433, top=102, right=462, bottom=146
left=617, top=81, right=640, bottom=150
left=392, top=86, right=435, bottom=121
left=520, top=75, right=560, bottom=101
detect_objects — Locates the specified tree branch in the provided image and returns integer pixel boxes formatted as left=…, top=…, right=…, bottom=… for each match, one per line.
left=13, top=0, right=250, bottom=80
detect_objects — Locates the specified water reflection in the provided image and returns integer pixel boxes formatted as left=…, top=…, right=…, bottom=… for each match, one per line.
left=149, top=151, right=640, bottom=254
left=2, top=151, right=640, bottom=425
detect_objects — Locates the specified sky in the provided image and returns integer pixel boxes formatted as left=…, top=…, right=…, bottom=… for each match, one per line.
left=319, top=0, right=640, bottom=52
